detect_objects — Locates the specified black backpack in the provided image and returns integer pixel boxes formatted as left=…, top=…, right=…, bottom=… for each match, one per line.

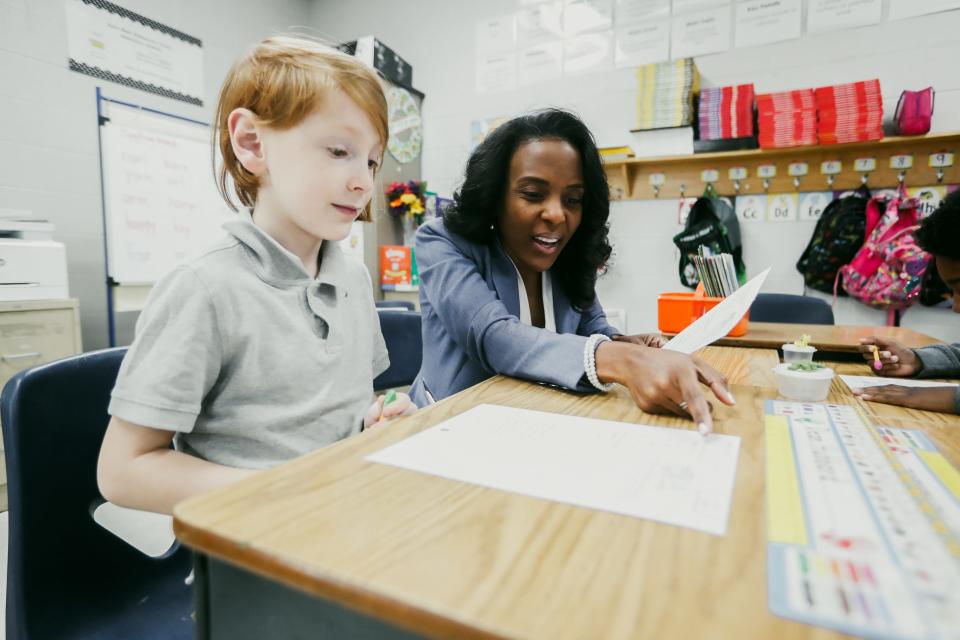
left=796, top=185, right=869, bottom=295
left=673, top=189, right=746, bottom=289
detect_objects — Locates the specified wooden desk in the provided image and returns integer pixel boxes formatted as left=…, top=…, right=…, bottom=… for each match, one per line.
left=676, top=322, right=942, bottom=353
left=174, top=348, right=959, bottom=640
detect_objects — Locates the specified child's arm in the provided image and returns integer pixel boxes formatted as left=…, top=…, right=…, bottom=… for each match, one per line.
left=853, top=385, right=959, bottom=415
left=97, top=417, right=255, bottom=515
left=911, top=342, right=960, bottom=379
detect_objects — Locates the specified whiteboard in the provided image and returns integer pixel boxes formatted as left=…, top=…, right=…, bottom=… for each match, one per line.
left=100, top=101, right=233, bottom=285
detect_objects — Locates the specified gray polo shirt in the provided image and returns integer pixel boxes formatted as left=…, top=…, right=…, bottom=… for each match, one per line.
left=109, top=211, right=389, bottom=469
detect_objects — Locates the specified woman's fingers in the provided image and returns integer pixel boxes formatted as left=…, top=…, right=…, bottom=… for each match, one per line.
left=693, top=358, right=736, bottom=406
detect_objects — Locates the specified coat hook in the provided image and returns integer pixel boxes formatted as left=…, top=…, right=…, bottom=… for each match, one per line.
left=826, top=174, right=835, bottom=188
left=793, top=176, right=801, bottom=190
left=733, top=179, right=741, bottom=193
left=897, top=170, right=906, bottom=186
left=653, top=184, right=660, bottom=198
left=679, top=183, right=686, bottom=199
left=762, top=178, right=770, bottom=192
left=861, top=173, right=869, bottom=186
left=936, top=168, right=946, bottom=183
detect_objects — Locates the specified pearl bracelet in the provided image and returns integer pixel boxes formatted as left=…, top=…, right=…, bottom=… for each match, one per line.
left=583, top=334, right=614, bottom=392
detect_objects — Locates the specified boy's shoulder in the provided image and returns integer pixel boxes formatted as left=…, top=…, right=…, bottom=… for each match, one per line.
left=178, top=234, right=249, bottom=287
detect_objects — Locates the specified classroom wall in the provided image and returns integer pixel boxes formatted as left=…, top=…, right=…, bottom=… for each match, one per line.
left=311, top=0, right=960, bottom=343
left=0, top=0, right=312, bottom=351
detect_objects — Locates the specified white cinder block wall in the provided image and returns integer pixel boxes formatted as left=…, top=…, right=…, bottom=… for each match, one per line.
left=312, top=0, right=960, bottom=343
left=0, top=0, right=312, bottom=350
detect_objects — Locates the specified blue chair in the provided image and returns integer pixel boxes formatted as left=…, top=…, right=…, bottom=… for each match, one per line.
left=750, top=293, right=835, bottom=325
left=374, top=310, right=423, bottom=390
left=375, top=300, right=416, bottom=311
left=1, top=348, right=193, bottom=640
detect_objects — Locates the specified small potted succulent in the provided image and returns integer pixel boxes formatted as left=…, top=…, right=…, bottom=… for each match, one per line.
left=773, top=361, right=835, bottom=402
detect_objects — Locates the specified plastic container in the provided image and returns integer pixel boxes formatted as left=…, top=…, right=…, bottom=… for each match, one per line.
left=773, top=363, right=834, bottom=401
left=782, top=343, right=817, bottom=364
left=658, top=284, right=750, bottom=336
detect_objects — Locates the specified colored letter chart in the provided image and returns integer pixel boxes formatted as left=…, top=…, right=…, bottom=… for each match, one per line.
left=765, top=401, right=960, bottom=639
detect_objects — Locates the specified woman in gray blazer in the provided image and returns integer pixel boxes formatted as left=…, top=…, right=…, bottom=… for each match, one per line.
left=410, top=109, right=735, bottom=433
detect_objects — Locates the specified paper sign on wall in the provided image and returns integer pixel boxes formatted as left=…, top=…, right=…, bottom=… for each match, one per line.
left=563, top=0, right=614, bottom=36
left=798, top=192, right=833, bottom=221
left=476, top=15, right=517, bottom=54
left=807, top=0, right=882, bottom=33
left=564, top=31, right=614, bottom=74
left=767, top=193, right=799, bottom=222
left=734, top=0, right=802, bottom=49
left=615, top=20, right=670, bottom=67
left=671, top=5, right=732, bottom=59
left=735, top=194, right=768, bottom=223
left=65, top=0, right=203, bottom=105
left=614, top=0, right=670, bottom=27
left=476, top=52, right=517, bottom=93
left=518, top=42, right=563, bottom=85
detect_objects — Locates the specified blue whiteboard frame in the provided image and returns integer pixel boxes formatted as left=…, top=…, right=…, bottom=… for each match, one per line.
left=95, top=87, right=208, bottom=346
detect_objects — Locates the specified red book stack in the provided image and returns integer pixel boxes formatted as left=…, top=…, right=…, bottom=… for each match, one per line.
left=815, top=79, right=884, bottom=145
left=698, top=84, right=756, bottom=140
left=757, top=89, right=817, bottom=149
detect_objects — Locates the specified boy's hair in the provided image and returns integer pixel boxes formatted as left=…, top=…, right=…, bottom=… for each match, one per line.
left=214, top=36, right=388, bottom=218
left=916, top=189, right=960, bottom=260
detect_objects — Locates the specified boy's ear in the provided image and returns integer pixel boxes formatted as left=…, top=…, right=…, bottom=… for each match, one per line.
left=228, top=108, right=266, bottom=176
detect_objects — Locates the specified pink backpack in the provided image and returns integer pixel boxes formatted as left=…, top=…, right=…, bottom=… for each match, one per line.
left=895, top=88, right=934, bottom=135
left=838, top=191, right=931, bottom=312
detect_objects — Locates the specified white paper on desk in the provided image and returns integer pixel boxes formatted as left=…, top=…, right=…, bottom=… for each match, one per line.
left=840, top=375, right=959, bottom=392
left=367, top=404, right=741, bottom=535
left=663, top=267, right=770, bottom=355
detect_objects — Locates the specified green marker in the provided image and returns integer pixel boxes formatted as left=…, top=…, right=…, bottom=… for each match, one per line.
left=384, top=389, right=398, bottom=406
left=379, top=389, right=398, bottom=422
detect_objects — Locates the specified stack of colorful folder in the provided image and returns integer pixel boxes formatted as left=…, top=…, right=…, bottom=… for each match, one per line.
left=635, top=58, right=700, bottom=130
left=815, top=79, right=884, bottom=145
left=757, top=89, right=817, bottom=149
left=698, top=84, right=755, bottom=140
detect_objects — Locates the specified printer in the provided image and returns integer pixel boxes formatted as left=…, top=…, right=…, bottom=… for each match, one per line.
left=0, top=215, right=69, bottom=301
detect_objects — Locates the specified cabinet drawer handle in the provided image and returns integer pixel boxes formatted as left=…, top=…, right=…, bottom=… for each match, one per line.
left=2, top=352, right=41, bottom=362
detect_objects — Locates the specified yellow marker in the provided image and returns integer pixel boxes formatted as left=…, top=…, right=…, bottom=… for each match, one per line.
left=871, top=345, right=883, bottom=371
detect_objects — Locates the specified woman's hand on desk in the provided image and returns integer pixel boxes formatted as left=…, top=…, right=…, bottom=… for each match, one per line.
left=612, top=333, right=667, bottom=348
left=853, top=385, right=957, bottom=414
left=594, top=342, right=737, bottom=433
left=364, top=392, right=417, bottom=429
left=858, top=337, right=922, bottom=377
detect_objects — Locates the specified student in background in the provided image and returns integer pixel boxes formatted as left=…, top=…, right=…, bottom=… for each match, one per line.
left=97, top=36, right=414, bottom=514
left=411, top=109, right=735, bottom=433
left=855, top=189, right=960, bottom=414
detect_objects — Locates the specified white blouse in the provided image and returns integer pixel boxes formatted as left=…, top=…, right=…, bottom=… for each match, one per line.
left=513, top=266, right=557, bottom=332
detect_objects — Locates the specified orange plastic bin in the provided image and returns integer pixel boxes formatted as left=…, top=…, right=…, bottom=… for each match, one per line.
left=657, top=284, right=750, bottom=337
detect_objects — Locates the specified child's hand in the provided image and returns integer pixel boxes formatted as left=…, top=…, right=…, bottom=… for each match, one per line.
left=613, top=333, right=667, bottom=348
left=363, top=392, right=417, bottom=429
left=857, top=337, right=921, bottom=377
left=853, top=385, right=957, bottom=414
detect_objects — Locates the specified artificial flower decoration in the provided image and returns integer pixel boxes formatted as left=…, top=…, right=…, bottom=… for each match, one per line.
left=386, top=180, right=428, bottom=227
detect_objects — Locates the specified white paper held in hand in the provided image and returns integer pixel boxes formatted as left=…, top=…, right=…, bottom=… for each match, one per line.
left=663, top=267, right=770, bottom=354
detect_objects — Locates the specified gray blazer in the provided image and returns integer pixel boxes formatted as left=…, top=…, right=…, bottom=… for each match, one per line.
left=410, top=218, right=618, bottom=406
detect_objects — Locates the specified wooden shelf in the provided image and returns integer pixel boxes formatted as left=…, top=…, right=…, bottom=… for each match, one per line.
left=605, top=132, right=960, bottom=200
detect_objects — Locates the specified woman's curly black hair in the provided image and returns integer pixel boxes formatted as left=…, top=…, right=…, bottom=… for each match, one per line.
left=916, top=188, right=960, bottom=260
left=443, top=109, right=612, bottom=309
